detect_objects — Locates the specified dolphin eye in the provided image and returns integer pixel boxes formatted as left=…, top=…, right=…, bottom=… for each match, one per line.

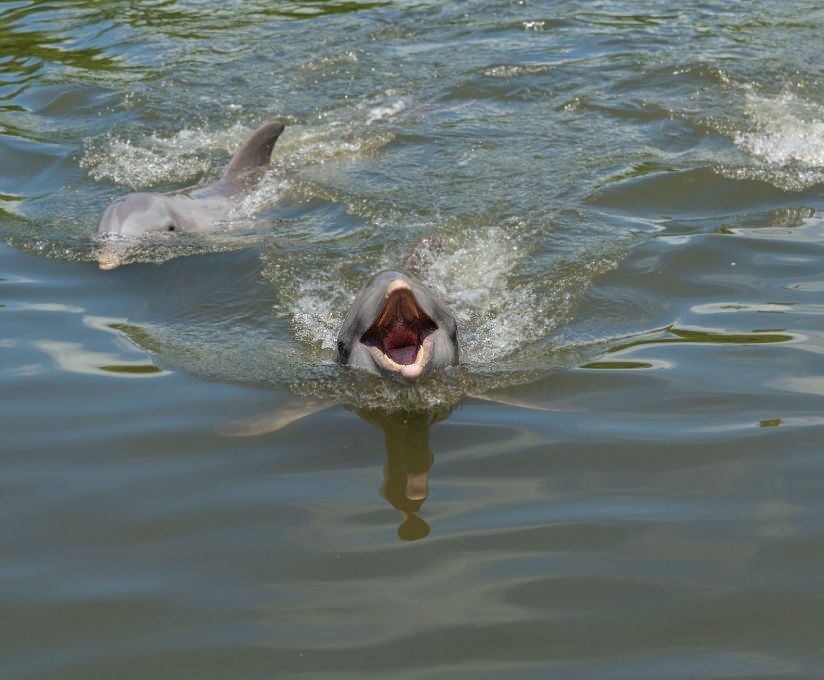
left=166, top=224, right=176, bottom=232
left=337, top=340, right=349, bottom=361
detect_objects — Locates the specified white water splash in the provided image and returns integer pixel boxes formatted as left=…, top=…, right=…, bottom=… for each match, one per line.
left=289, top=279, right=352, bottom=351
left=522, top=20, right=545, bottom=31
left=365, top=100, right=406, bottom=125
left=273, top=123, right=393, bottom=170
left=231, top=173, right=290, bottom=219
left=427, top=225, right=618, bottom=365
left=426, top=227, right=530, bottom=364
left=82, top=89, right=400, bottom=194
left=482, top=64, right=553, bottom=79
left=736, top=92, right=824, bottom=167
left=280, top=219, right=618, bottom=370
left=81, top=122, right=253, bottom=188
left=729, top=91, right=824, bottom=189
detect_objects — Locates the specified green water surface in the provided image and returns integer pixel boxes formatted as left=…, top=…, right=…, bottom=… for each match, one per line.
left=2, top=1, right=824, bottom=678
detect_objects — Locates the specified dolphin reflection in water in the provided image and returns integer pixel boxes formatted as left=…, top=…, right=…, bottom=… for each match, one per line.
left=221, top=237, right=459, bottom=538
left=355, top=406, right=453, bottom=541
left=218, top=236, right=561, bottom=536
left=223, top=403, right=450, bottom=540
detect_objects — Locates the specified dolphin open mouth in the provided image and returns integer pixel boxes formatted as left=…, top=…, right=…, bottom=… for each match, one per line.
left=361, top=280, right=437, bottom=380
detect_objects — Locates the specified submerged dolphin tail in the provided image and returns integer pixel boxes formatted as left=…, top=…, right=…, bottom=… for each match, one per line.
left=223, top=120, right=285, bottom=185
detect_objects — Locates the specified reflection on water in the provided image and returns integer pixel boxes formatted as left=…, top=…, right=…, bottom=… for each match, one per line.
left=220, top=396, right=454, bottom=541
left=609, top=325, right=797, bottom=352
left=98, top=363, right=162, bottom=374
left=581, top=360, right=656, bottom=370
left=31, top=339, right=169, bottom=378
left=356, top=406, right=453, bottom=541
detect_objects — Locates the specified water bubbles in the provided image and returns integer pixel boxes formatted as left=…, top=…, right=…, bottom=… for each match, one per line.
left=726, top=91, right=824, bottom=190
left=232, top=174, right=289, bottom=219
left=81, top=122, right=254, bottom=188
left=736, top=92, right=824, bottom=167
left=365, top=100, right=405, bottom=125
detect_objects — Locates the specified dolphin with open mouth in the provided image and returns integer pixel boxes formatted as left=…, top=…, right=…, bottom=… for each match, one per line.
left=335, top=268, right=459, bottom=383
left=95, top=120, right=285, bottom=270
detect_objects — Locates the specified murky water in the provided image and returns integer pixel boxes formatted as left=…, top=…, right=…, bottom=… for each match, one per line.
left=3, top=1, right=824, bottom=677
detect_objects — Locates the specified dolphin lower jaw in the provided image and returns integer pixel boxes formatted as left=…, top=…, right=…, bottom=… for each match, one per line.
left=94, top=235, right=130, bottom=271
left=367, top=336, right=433, bottom=382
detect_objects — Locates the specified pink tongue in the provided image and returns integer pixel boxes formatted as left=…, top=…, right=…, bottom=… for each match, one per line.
left=387, top=345, right=418, bottom=365
left=383, top=324, right=418, bottom=365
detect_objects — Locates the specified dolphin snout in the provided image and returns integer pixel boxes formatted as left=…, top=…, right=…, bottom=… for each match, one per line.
left=94, top=237, right=129, bottom=271
left=400, top=363, right=424, bottom=382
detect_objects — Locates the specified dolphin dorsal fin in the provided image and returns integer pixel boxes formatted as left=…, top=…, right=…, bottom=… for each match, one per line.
left=222, top=121, right=285, bottom=184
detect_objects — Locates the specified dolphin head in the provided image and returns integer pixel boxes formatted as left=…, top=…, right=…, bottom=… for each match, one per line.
left=96, top=193, right=181, bottom=270
left=336, top=270, right=459, bottom=383
left=97, top=192, right=181, bottom=238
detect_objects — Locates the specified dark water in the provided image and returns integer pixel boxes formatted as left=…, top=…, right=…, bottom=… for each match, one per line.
left=3, top=1, right=824, bottom=677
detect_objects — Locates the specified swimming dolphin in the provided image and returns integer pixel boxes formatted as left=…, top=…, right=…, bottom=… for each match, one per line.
left=217, top=238, right=459, bottom=437
left=96, top=120, right=285, bottom=269
left=336, top=268, right=459, bottom=383
left=217, top=236, right=560, bottom=437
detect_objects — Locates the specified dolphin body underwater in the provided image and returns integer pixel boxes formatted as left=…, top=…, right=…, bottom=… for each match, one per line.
left=95, top=120, right=285, bottom=270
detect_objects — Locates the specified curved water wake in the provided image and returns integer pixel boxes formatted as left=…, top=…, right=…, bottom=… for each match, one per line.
left=114, top=218, right=626, bottom=412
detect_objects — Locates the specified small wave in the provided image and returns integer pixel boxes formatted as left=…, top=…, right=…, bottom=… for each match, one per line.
left=0, top=192, right=25, bottom=217
left=231, top=173, right=290, bottom=219
left=365, top=99, right=406, bottom=125
left=715, top=163, right=824, bottom=193
left=300, top=50, right=359, bottom=72
left=728, top=91, right=824, bottom=190
left=482, top=64, right=553, bottom=79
